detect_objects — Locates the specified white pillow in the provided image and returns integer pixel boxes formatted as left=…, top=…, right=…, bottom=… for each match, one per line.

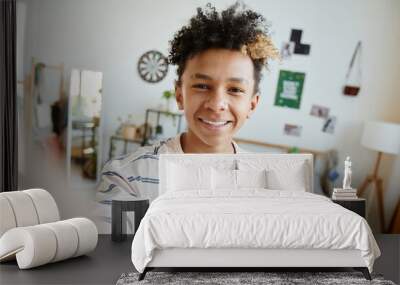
left=167, top=163, right=212, bottom=192
left=266, top=162, right=307, bottom=191
left=237, top=169, right=267, bottom=189
left=212, top=169, right=236, bottom=190
left=212, top=169, right=267, bottom=190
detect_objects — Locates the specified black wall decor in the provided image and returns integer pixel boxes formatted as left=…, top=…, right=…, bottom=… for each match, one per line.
left=137, top=50, right=168, bottom=83
left=290, top=29, right=311, bottom=55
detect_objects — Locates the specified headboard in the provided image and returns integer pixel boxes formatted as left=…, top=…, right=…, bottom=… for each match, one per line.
left=159, top=153, right=314, bottom=195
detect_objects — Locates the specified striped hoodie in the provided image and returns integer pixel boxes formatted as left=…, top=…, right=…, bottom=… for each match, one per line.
left=96, top=134, right=242, bottom=203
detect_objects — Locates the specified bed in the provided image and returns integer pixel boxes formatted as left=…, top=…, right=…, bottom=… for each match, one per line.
left=131, top=153, right=380, bottom=281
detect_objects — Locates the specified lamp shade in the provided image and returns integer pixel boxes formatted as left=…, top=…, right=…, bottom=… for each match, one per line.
left=361, top=121, right=400, bottom=155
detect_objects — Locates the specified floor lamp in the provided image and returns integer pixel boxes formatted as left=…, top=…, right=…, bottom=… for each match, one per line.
left=389, top=197, right=400, bottom=233
left=358, top=121, right=400, bottom=232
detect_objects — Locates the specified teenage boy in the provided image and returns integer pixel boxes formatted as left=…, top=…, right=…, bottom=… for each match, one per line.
left=96, top=3, right=278, bottom=202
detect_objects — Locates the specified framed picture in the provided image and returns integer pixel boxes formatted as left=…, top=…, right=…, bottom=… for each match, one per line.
left=280, top=41, right=295, bottom=60
left=284, top=123, right=302, bottom=137
left=322, top=116, right=337, bottom=134
left=310, top=104, right=330, bottom=118
left=275, top=70, right=305, bottom=109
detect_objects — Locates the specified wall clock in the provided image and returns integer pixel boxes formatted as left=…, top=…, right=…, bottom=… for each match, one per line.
left=137, top=50, right=168, bottom=83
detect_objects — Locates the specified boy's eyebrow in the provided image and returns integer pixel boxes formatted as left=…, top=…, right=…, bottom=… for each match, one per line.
left=227, top=77, right=249, bottom=84
left=191, top=73, right=212, bottom=80
left=191, top=73, right=249, bottom=84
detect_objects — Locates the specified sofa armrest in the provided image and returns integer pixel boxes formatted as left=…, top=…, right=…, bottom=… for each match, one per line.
left=0, top=217, right=97, bottom=269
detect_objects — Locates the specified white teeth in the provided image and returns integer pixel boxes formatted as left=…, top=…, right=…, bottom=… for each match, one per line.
left=201, top=118, right=228, bottom=126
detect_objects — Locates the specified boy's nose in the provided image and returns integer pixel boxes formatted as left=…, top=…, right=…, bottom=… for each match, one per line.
left=204, top=89, right=228, bottom=111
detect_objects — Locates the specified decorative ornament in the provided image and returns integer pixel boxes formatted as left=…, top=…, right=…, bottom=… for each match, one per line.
left=343, top=41, right=362, bottom=96
left=342, top=156, right=352, bottom=190
left=289, top=29, right=311, bottom=55
left=137, top=50, right=168, bottom=83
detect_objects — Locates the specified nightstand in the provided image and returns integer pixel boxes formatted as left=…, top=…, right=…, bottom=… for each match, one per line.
left=332, top=198, right=366, bottom=218
left=111, top=198, right=149, bottom=242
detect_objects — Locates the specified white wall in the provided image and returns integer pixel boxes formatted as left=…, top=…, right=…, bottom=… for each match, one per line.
left=19, top=0, right=400, bottom=232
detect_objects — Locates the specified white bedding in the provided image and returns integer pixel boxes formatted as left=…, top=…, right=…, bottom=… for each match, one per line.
left=131, top=190, right=380, bottom=273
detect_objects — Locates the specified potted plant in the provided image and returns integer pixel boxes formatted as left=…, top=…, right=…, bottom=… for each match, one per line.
left=162, top=90, right=176, bottom=112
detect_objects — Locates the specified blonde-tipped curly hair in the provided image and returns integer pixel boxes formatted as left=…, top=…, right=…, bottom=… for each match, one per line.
left=169, top=2, right=278, bottom=94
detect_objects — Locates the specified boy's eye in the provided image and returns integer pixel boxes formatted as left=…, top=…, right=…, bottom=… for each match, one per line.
left=228, top=87, right=245, bottom=94
left=192, top=84, right=210, bottom=90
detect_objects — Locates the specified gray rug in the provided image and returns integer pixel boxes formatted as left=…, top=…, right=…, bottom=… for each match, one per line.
left=116, top=271, right=396, bottom=285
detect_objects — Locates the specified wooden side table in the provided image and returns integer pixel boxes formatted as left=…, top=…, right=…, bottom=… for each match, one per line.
left=332, top=198, right=366, bottom=218
left=112, top=199, right=149, bottom=242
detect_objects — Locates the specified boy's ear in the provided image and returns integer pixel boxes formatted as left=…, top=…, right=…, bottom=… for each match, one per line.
left=175, top=83, right=184, bottom=110
left=247, top=93, right=260, bottom=118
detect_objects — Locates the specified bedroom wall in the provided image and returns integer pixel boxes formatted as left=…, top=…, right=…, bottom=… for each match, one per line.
left=18, top=0, right=400, bottom=232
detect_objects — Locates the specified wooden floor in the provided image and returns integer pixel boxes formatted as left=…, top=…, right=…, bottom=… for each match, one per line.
left=0, top=235, right=399, bottom=285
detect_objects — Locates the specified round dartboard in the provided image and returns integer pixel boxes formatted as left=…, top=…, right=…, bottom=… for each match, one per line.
left=137, top=50, right=169, bottom=83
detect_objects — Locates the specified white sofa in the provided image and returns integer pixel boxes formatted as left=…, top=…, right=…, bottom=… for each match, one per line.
left=0, top=189, right=98, bottom=269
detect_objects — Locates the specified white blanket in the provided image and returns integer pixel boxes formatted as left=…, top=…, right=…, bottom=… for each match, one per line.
left=131, top=190, right=380, bottom=273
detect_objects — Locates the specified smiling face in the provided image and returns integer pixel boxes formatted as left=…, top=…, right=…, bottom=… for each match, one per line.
left=175, top=48, right=259, bottom=153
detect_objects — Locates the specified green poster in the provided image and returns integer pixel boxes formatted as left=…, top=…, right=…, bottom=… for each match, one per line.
left=274, top=70, right=305, bottom=109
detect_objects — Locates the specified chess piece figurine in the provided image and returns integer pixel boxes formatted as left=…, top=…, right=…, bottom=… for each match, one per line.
left=343, top=156, right=352, bottom=190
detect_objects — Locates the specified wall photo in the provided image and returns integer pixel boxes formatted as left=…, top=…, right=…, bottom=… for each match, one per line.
left=274, top=70, right=305, bottom=110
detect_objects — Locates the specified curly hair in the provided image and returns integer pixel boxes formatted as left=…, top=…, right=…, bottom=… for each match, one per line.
left=168, top=3, right=272, bottom=94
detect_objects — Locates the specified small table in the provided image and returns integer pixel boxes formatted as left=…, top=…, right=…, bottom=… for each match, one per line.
left=111, top=198, right=149, bottom=242
left=332, top=198, right=366, bottom=218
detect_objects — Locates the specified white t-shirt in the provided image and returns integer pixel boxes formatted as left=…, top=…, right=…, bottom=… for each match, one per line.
left=96, top=134, right=244, bottom=202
